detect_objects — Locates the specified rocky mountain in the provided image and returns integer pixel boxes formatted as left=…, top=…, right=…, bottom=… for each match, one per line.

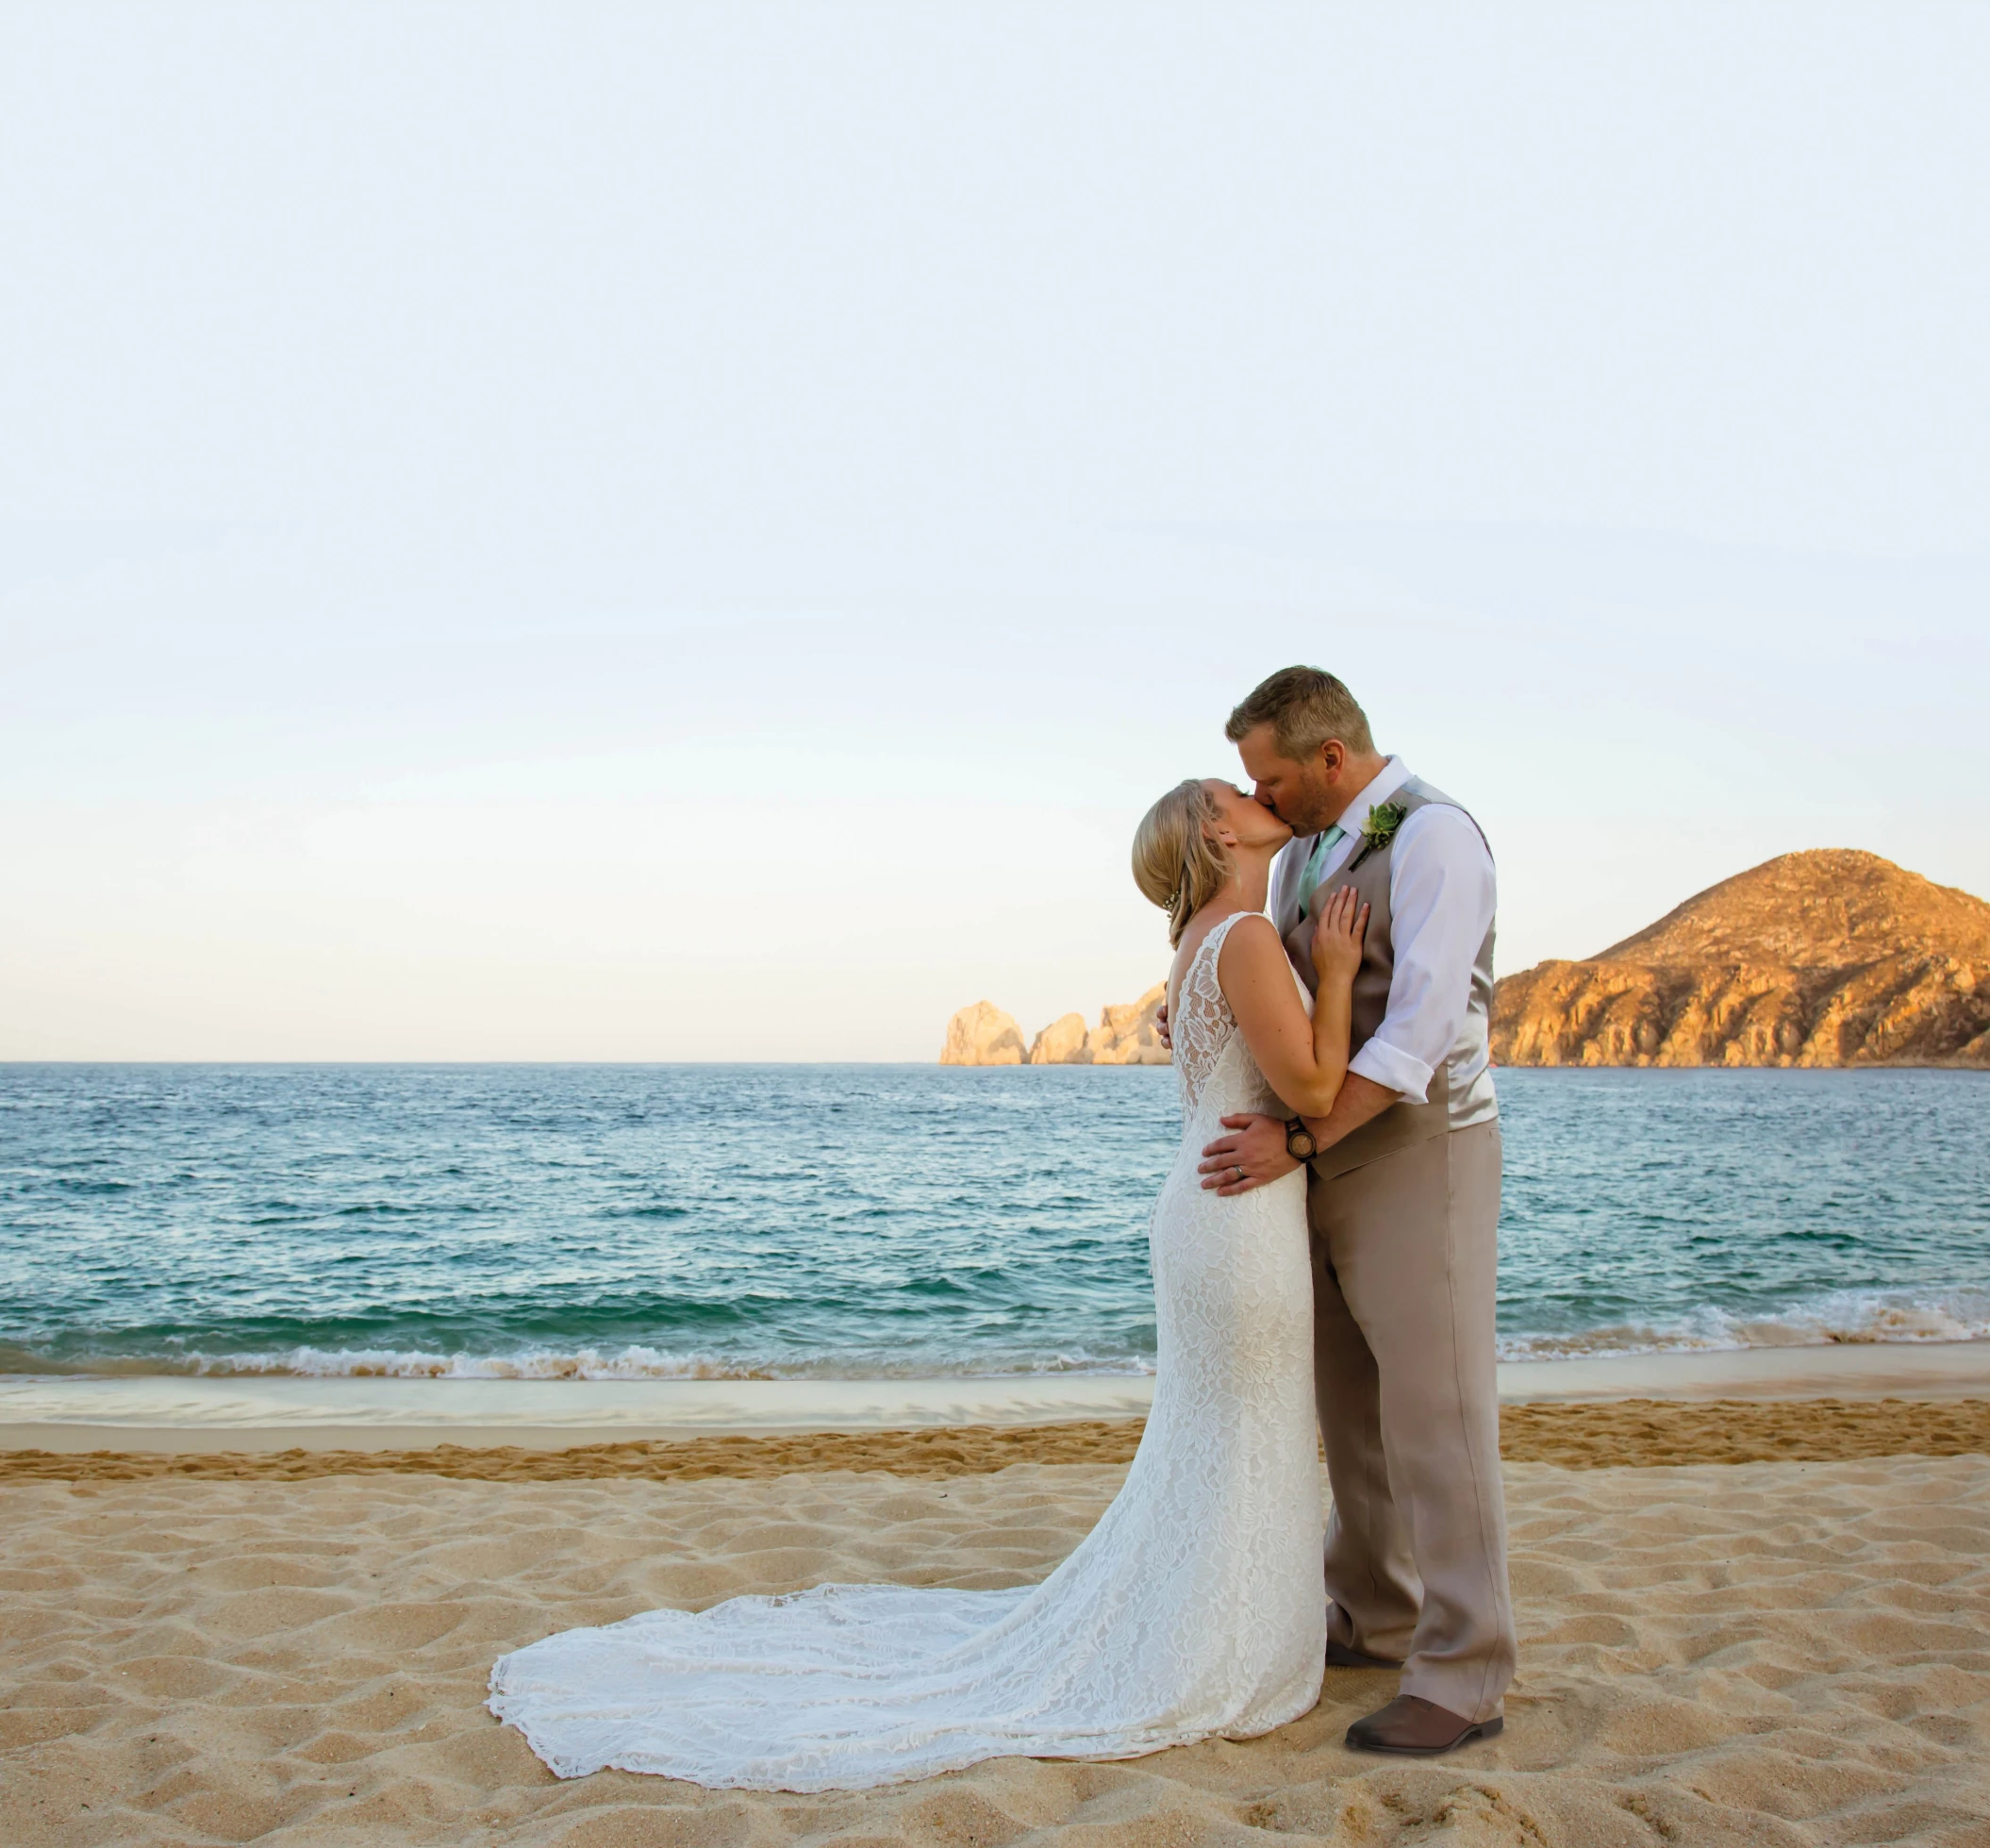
left=940, top=987, right=1170, bottom=1066
left=1492, top=851, right=1990, bottom=1068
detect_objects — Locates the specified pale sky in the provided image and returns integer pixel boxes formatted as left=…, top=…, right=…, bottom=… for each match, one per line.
left=4, top=3, right=1986, bottom=1060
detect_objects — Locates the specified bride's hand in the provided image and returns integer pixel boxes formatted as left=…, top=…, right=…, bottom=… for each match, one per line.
left=1309, top=885, right=1368, bottom=982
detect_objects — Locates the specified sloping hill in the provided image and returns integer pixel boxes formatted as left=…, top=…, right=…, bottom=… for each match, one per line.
left=1492, top=851, right=1990, bottom=1068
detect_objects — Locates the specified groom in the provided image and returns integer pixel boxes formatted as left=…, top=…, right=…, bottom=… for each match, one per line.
left=1198, top=665, right=1515, bottom=1756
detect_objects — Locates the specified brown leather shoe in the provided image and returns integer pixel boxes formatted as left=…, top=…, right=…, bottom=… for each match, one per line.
left=1325, top=1637, right=1402, bottom=1669
left=1345, top=1694, right=1502, bottom=1756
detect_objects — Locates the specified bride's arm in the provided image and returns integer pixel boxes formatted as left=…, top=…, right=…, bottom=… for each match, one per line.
left=1217, top=892, right=1368, bottom=1119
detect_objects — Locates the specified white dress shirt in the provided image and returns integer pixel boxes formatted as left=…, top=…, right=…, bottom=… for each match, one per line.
left=1270, top=758, right=1497, bottom=1107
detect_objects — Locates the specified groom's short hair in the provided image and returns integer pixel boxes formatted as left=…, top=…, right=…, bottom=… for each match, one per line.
left=1225, top=666, right=1374, bottom=759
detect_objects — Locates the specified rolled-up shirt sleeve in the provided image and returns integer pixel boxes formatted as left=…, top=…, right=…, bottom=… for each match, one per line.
left=1347, top=806, right=1496, bottom=1103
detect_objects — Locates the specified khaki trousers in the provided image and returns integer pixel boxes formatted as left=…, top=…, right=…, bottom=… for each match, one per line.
left=1307, top=1118, right=1516, bottom=1723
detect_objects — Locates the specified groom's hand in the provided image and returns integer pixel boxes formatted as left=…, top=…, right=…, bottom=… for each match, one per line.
left=1198, top=1114, right=1300, bottom=1195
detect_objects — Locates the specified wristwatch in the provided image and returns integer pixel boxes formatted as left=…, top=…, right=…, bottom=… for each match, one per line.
left=1285, top=1116, right=1318, bottom=1161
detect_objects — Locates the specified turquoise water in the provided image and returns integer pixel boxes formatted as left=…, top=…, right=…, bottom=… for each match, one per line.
left=1, top=1064, right=1985, bottom=1378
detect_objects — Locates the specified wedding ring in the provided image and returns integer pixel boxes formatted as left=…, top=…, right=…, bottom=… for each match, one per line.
left=1234, top=1165, right=1246, bottom=1185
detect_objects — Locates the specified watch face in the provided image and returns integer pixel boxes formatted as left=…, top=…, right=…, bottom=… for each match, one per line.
left=1289, top=1129, right=1317, bottom=1158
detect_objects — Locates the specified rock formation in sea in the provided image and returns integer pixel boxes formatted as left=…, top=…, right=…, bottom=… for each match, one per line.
left=938, top=1002, right=1028, bottom=1066
left=946, top=988, right=1172, bottom=1066
left=1492, top=850, right=1990, bottom=1068
left=1083, top=985, right=1170, bottom=1065
left=1027, top=1012, right=1090, bottom=1065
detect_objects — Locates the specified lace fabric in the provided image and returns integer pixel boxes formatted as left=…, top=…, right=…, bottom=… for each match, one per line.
left=1172, top=909, right=1252, bottom=1115
left=488, top=909, right=1324, bottom=1790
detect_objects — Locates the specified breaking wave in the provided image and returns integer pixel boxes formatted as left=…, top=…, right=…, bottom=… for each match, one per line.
left=10, top=1289, right=1989, bottom=1380
left=0, top=1342, right=1159, bottom=1382
left=1495, top=1285, right=1990, bottom=1362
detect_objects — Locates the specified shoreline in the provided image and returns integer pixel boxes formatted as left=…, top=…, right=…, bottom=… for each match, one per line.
left=4, top=1396, right=1989, bottom=1481
left=4, top=1340, right=1990, bottom=1454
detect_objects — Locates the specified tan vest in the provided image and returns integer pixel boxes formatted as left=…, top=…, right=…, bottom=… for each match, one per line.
left=1280, top=777, right=1498, bottom=1180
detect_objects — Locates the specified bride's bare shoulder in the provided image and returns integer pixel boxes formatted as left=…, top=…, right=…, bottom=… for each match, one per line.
left=1217, top=911, right=1280, bottom=949
left=1213, top=914, right=1297, bottom=1005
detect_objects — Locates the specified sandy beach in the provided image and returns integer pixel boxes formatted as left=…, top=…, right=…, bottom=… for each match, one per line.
left=2, top=1390, right=1988, bottom=1846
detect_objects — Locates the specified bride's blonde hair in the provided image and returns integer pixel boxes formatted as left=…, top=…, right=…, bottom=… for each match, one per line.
left=1133, top=779, right=1234, bottom=947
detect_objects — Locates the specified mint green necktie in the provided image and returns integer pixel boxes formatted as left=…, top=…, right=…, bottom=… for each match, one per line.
left=1299, top=824, right=1347, bottom=920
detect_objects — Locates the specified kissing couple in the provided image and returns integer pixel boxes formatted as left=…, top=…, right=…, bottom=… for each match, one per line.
left=490, top=664, right=1516, bottom=1790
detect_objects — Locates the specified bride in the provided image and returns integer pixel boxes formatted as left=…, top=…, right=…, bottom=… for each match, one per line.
left=489, top=776, right=1368, bottom=1790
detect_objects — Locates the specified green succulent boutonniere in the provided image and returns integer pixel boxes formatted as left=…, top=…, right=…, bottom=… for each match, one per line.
left=1347, top=801, right=1409, bottom=871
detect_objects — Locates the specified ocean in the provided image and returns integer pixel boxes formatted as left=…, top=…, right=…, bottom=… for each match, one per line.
left=2, top=1063, right=1986, bottom=1382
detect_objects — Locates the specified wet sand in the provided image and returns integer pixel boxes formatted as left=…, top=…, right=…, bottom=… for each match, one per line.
left=5, top=1394, right=1990, bottom=1482
left=7, top=1340, right=1989, bottom=1462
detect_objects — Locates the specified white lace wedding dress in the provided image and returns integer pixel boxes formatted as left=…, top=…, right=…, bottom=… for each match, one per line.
left=489, top=911, right=1324, bottom=1790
